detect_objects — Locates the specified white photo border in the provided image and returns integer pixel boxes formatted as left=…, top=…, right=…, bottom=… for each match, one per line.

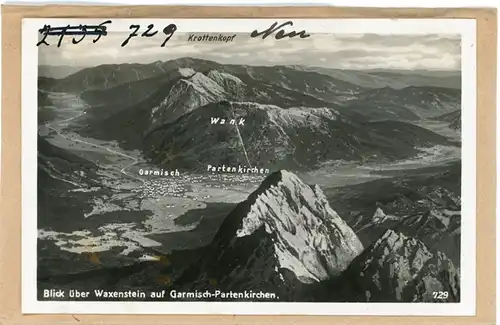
left=22, top=18, right=477, bottom=316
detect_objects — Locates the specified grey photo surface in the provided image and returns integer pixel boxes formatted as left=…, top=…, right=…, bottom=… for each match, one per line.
left=36, top=31, right=462, bottom=303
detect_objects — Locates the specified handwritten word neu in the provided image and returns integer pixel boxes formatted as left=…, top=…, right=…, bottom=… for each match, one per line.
left=37, top=21, right=111, bottom=47
left=121, top=23, right=177, bottom=47
left=250, top=21, right=310, bottom=40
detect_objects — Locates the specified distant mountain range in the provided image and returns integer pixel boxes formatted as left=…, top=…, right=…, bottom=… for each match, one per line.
left=39, top=65, right=87, bottom=79
left=41, top=58, right=459, bottom=171
left=39, top=59, right=460, bottom=91
left=40, top=59, right=219, bottom=93
left=288, top=66, right=461, bottom=90
left=39, top=58, right=461, bottom=125
left=343, top=85, right=460, bottom=120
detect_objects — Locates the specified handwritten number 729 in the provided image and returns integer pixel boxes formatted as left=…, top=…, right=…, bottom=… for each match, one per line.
left=36, top=21, right=177, bottom=47
left=121, top=23, right=177, bottom=47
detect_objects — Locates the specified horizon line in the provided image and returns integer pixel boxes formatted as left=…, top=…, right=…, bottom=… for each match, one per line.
left=38, top=62, right=461, bottom=73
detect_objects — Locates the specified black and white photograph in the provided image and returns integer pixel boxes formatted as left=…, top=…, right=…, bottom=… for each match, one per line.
left=23, top=18, right=477, bottom=315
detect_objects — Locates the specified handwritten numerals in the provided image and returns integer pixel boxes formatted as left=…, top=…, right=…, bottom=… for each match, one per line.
left=93, top=20, right=112, bottom=43
left=35, top=20, right=175, bottom=48
left=37, top=24, right=52, bottom=46
left=161, top=24, right=178, bottom=47
left=121, top=23, right=177, bottom=47
left=36, top=20, right=111, bottom=47
left=72, top=25, right=87, bottom=44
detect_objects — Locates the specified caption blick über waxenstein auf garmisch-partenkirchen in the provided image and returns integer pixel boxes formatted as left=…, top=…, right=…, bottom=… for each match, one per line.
left=36, top=33, right=462, bottom=303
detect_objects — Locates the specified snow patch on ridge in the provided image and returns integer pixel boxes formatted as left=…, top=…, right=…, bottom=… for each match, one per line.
left=207, top=70, right=246, bottom=98
left=207, top=70, right=244, bottom=85
left=183, top=72, right=226, bottom=98
left=178, top=68, right=196, bottom=77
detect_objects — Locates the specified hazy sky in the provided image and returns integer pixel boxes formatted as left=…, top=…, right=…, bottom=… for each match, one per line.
left=39, top=32, right=461, bottom=71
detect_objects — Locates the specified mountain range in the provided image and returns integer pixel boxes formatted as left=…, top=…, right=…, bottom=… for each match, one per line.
left=42, top=58, right=462, bottom=171
left=141, top=101, right=451, bottom=172
left=39, top=59, right=461, bottom=93
left=39, top=58, right=461, bottom=122
left=288, top=66, right=461, bottom=90
left=343, top=85, right=460, bottom=121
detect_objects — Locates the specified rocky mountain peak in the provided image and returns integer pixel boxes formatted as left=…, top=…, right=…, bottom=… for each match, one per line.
left=333, top=229, right=460, bottom=302
left=149, top=71, right=227, bottom=127
left=234, top=170, right=364, bottom=282
left=371, top=207, right=393, bottom=224
left=175, top=170, right=365, bottom=296
left=370, top=229, right=431, bottom=261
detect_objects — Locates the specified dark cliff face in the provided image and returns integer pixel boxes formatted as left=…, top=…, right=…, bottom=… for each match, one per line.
left=173, top=170, right=363, bottom=301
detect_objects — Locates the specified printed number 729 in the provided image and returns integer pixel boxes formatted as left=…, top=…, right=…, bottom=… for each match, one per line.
left=432, top=291, right=449, bottom=300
